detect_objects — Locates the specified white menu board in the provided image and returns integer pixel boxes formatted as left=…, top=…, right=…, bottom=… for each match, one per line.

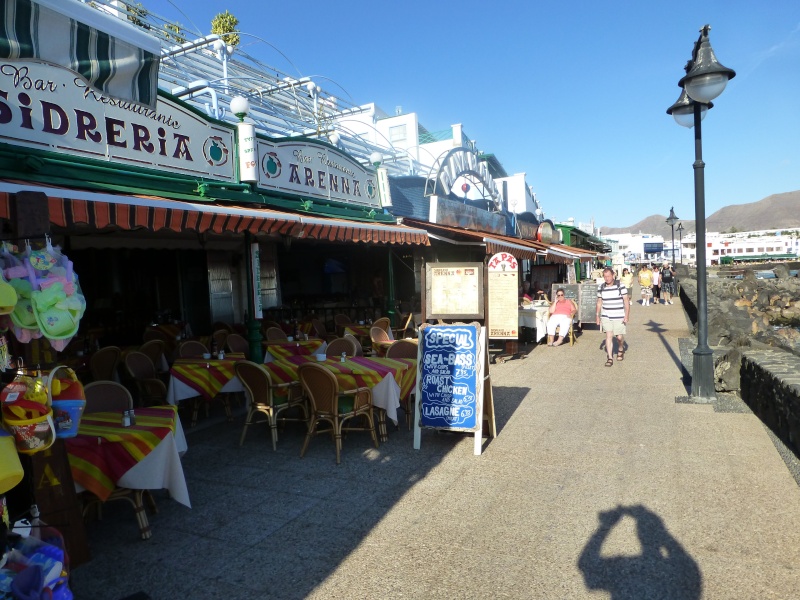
left=487, top=252, right=519, bottom=339
left=425, top=263, right=484, bottom=320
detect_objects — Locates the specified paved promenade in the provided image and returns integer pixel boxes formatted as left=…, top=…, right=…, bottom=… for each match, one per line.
left=71, top=296, right=800, bottom=599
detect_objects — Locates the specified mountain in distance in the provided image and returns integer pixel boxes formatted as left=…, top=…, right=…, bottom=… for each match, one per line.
left=600, top=190, right=800, bottom=238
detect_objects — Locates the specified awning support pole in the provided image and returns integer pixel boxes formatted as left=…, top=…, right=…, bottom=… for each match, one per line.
left=244, top=231, right=264, bottom=362
left=387, top=248, right=397, bottom=327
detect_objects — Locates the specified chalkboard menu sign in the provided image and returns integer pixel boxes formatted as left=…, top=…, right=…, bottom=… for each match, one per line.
left=579, top=282, right=599, bottom=323
left=549, top=283, right=599, bottom=324
left=417, top=324, right=481, bottom=431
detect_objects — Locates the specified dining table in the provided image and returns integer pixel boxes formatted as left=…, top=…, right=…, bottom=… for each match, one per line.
left=262, top=338, right=327, bottom=363
left=519, top=303, right=550, bottom=343
left=263, top=355, right=416, bottom=441
left=65, top=405, right=190, bottom=539
left=166, top=354, right=246, bottom=406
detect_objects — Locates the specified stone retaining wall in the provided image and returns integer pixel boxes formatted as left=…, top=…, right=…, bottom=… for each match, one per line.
left=741, top=349, right=800, bottom=455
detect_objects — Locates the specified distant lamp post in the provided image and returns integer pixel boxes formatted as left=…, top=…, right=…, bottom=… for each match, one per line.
left=666, top=207, right=679, bottom=265
left=676, top=223, right=685, bottom=264
left=667, top=24, right=735, bottom=401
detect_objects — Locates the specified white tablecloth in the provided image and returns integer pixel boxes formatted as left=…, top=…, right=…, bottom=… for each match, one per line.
left=519, top=307, right=549, bottom=342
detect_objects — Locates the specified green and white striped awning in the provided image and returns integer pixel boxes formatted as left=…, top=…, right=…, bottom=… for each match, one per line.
left=0, top=0, right=160, bottom=108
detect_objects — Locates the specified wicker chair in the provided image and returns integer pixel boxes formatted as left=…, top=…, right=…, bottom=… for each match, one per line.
left=344, top=333, right=364, bottom=357
left=265, top=327, right=288, bottom=342
left=123, top=351, right=167, bottom=406
left=211, top=329, right=229, bottom=354
left=89, top=346, right=121, bottom=382
left=392, top=313, right=415, bottom=339
left=84, top=380, right=133, bottom=413
left=139, top=339, right=167, bottom=370
left=370, top=326, right=391, bottom=345
left=333, top=313, right=353, bottom=335
left=325, top=337, right=357, bottom=358
left=178, top=340, right=208, bottom=358
left=385, top=339, right=418, bottom=359
left=311, top=318, right=338, bottom=342
left=226, top=333, right=249, bottom=357
left=235, top=361, right=306, bottom=450
left=298, top=362, right=378, bottom=464
left=372, top=317, right=391, bottom=335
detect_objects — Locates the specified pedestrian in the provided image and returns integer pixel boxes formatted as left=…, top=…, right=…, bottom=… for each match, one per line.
left=638, top=264, right=653, bottom=306
left=546, top=288, right=577, bottom=347
left=661, top=262, right=676, bottom=304
left=596, top=267, right=630, bottom=367
left=620, top=268, right=634, bottom=289
left=651, top=263, right=661, bottom=304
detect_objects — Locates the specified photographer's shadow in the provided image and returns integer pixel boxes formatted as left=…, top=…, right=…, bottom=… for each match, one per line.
left=578, top=504, right=702, bottom=600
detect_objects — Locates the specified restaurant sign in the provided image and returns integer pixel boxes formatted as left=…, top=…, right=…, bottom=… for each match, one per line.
left=255, top=138, right=380, bottom=209
left=0, top=60, right=235, bottom=181
left=487, top=252, right=519, bottom=339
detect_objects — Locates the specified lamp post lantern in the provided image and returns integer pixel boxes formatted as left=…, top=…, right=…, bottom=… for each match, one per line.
left=676, top=223, right=684, bottom=264
left=667, top=24, right=734, bottom=401
left=666, top=207, right=679, bottom=266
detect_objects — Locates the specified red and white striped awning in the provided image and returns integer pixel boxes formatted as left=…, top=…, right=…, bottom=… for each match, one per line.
left=0, top=183, right=429, bottom=246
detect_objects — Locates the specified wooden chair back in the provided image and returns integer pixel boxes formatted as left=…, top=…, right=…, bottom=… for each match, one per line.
left=370, top=326, right=390, bottom=344
left=89, top=346, right=121, bottom=381
left=372, top=317, right=391, bottom=333
left=84, top=380, right=133, bottom=413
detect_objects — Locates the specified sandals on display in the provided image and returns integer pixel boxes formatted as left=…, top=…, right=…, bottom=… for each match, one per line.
left=605, top=358, right=614, bottom=367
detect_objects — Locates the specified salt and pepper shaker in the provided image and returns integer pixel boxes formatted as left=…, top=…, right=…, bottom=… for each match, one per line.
left=129, top=409, right=136, bottom=426
left=122, top=410, right=131, bottom=427
left=340, top=352, right=346, bottom=363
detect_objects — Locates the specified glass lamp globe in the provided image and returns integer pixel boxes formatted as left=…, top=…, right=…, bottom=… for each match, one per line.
left=685, top=73, right=729, bottom=104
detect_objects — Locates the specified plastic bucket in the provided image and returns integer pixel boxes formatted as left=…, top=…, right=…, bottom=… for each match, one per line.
left=3, top=410, right=55, bottom=454
left=52, top=399, right=86, bottom=438
left=0, top=432, right=24, bottom=494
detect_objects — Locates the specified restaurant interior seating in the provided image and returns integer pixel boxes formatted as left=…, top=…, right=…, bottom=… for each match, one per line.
left=89, top=345, right=121, bottom=382
left=84, top=380, right=133, bottom=413
left=325, top=337, right=357, bottom=358
left=385, top=339, right=418, bottom=359
left=298, top=362, right=379, bottom=464
left=225, top=333, right=249, bottom=357
left=370, top=326, right=390, bottom=345
left=343, top=333, right=364, bottom=357
left=178, top=340, right=208, bottom=358
left=392, top=313, right=415, bottom=339
left=235, top=361, right=307, bottom=451
left=265, top=327, right=288, bottom=342
left=123, top=351, right=167, bottom=406
left=139, top=339, right=168, bottom=379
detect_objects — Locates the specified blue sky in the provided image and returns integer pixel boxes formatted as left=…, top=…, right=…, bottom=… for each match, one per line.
left=149, top=0, right=800, bottom=229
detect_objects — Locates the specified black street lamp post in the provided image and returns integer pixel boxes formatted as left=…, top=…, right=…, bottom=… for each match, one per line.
left=667, top=24, right=735, bottom=401
left=676, top=223, right=684, bottom=264
left=666, top=207, right=679, bottom=266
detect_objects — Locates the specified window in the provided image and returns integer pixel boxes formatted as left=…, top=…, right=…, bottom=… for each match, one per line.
left=746, top=248, right=754, bottom=253
left=712, top=249, right=719, bottom=255
left=757, top=247, right=764, bottom=252
left=389, top=124, right=407, bottom=143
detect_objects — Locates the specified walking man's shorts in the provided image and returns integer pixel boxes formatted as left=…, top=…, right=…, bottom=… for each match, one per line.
left=601, top=317, right=626, bottom=335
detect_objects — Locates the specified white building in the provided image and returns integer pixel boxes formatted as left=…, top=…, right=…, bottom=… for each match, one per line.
left=601, top=233, right=668, bottom=264
left=680, top=228, right=800, bottom=266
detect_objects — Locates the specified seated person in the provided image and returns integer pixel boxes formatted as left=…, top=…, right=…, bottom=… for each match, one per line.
left=532, top=281, right=548, bottom=302
left=547, top=288, right=577, bottom=347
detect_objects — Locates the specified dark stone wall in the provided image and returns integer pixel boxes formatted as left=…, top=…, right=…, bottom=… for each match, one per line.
left=741, top=349, right=800, bottom=455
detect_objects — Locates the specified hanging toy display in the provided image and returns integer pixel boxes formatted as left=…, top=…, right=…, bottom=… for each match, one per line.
left=0, top=238, right=86, bottom=352
left=0, top=361, right=56, bottom=454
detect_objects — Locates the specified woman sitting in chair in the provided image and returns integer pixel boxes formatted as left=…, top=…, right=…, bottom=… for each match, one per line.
left=547, top=288, right=577, bottom=347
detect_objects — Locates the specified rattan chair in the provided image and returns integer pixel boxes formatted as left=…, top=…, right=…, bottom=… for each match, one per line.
left=84, top=380, right=133, bottom=413
left=385, top=339, right=418, bottom=359
left=265, top=327, right=288, bottom=342
left=139, top=339, right=167, bottom=370
left=123, top=351, right=167, bottom=406
left=225, top=332, right=249, bottom=357
left=211, top=329, right=229, bottom=354
left=325, top=337, right=357, bottom=358
left=298, top=362, right=378, bottom=464
left=391, top=313, right=415, bottom=339
left=370, top=326, right=390, bottom=345
left=372, top=317, right=391, bottom=334
left=344, top=333, right=364, bottom=357
left=311, top=318, right=338, bottom=342
left=89, top=346, right=121, bottom=382
left=235, top=361, right=306, bottom=450
left=333, top=313, right=353, bottom=335
left=178, top=340, right=208, bottom=358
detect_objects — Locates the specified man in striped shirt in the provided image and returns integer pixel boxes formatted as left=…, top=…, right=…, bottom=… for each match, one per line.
left=596, top=267, right=631, bottom=366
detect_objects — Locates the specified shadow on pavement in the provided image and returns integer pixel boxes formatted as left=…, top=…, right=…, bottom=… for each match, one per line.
left=578, top=504, right=702, bottom=600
